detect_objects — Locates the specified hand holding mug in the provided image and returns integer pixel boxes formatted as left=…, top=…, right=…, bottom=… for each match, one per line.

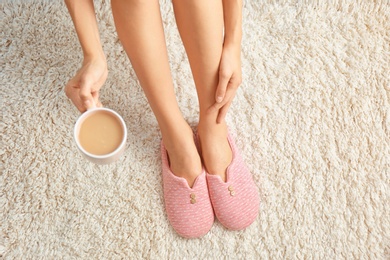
left=65, top=58, right=108, bottom=112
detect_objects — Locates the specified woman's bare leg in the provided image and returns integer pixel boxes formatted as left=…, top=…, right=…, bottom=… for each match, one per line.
left=111, top=0, right=202, bottom=186
left=172, top=0, right=232, bottom=181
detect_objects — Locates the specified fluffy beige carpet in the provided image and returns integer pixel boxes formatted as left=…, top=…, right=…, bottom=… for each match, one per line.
left=1, top=0, right=389, bottom=258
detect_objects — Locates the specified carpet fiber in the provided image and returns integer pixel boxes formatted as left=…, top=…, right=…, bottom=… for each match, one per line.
left=1, top=0, right=389, bottom=258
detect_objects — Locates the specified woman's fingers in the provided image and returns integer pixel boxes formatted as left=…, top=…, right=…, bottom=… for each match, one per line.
left=65, top=78, right=101, bottom=112
left=217, top=100, right=232, bottom=124
left=65, top=83, right=85, bottom=112
left=215, top=70, right=230, bottom=103
left=64, top=59, right=107, bottom=112
left=79, top=77, right=96, bottom=110
left=92, top=90, right=102, bottom=107
left=207, top=82, right=237, bottom=115
left=65, top=78, right=82, bottom=112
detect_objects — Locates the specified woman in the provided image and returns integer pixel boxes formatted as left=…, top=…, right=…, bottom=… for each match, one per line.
left=64, top=0, right=259, bottom=238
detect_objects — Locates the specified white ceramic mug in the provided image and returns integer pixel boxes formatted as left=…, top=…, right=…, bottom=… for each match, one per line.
left=74, top=107, right=127, bottom=164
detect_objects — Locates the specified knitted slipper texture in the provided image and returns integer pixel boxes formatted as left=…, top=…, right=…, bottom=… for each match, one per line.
left=206, top=133, right=259, bottom=230
left=161, top=141, right=214, bottom=238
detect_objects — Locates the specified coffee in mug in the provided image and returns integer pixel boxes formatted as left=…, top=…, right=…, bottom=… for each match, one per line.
left=74, top=108, right=127, bottom=164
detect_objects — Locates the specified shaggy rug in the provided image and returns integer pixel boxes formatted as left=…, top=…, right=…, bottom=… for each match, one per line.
left=1, top=0, right=389, bottom=259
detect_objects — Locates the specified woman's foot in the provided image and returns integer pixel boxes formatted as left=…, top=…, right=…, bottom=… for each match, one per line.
left=205, top=133, right=260, bottom=230
left=162, top=123, right=202, bottom=188
left=161, top=141, right=214, bottom=238
left=197, top=121, right=232, bottom=182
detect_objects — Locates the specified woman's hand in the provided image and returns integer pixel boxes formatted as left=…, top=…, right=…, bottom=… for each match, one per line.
left=65, top=57, right=108, bottom=112
left=208, top=44, right=242, bottom=123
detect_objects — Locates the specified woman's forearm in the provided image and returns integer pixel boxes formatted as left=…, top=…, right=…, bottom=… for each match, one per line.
left=64, top=0, right=105, bottom=61
left=222, top=0, right=242, bottom=47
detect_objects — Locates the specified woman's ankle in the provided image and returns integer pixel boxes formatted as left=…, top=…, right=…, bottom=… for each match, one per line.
left=161, top=122, right=203, bottom=187
left=197, top=118, right=228, bottom=137
left=197, top=121, right=231, bottom=181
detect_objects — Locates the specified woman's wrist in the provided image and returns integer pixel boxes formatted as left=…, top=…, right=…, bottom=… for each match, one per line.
left=83, top=51, right=107, bottom=66
left=223, top=37, right=241, bottom=51
left=222, top=38, right=242, bottom=59
left=82, top=43, right=106, bottom=61
left=65, top=0, right=106, bottom=67
left=224, top=29, right=242, bottom=46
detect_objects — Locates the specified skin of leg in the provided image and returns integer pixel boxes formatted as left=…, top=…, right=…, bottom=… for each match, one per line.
left=172, top=0, right=232, bottom=181
left=111, top=0, right=202, bottom=187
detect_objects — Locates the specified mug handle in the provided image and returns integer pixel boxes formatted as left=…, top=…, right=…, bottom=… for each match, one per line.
left=86, top=100, right=97, bottom=111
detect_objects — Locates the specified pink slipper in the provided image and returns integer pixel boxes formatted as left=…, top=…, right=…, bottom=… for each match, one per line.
left=161, top=141, right=214, bottom=238
left=206, top=133, right=259, bottom=230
